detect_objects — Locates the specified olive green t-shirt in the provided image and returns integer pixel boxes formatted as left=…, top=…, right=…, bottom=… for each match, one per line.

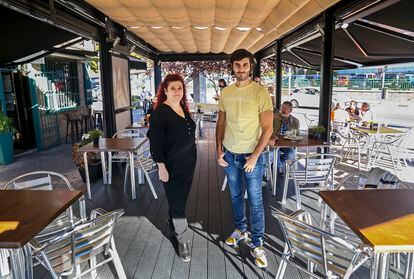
left=218, top=81, right=273, bottom=154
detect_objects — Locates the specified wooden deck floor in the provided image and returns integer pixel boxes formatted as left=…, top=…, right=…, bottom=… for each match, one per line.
left=31, top=124, right=409, bottom=279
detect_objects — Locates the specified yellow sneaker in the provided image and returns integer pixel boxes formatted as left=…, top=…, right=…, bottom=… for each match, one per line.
left=251, top=246, right=267, bottom=268
left=225, top=229, right=248, bottom=246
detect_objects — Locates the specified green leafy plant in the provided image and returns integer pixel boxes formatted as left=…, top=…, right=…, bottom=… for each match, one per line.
left=0, top=113, right=16, bottom=134
left=87, top=129, right=103, bottom=139
left=308, top=125, right=326, bottom=135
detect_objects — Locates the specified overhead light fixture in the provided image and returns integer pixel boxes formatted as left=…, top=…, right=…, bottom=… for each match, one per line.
left=151, top=26, right=164, bottom=29
left=129, top=45, right=136, bottom=54
left=130, top=26, right=141, bottom=29
left=194, top=26, right=209, bottom=30
left=255, top=27, right=262, bottom=32
left=113, top=36, right=120, bottom=47
left=341, top=23, right=349, bottom=29
left=236, top=27, right=251, bottom=31
left=214, top=26, right=227, bottom=31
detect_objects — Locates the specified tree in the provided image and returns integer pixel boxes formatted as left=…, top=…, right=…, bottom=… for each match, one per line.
left=161, top=60, right=230, bottom=93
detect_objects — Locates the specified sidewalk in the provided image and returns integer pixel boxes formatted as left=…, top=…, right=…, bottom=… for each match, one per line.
left=0, top=144, right=85, bottom=190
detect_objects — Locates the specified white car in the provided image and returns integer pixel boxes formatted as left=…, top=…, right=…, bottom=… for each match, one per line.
left=283, top=88, right=320, bottom=108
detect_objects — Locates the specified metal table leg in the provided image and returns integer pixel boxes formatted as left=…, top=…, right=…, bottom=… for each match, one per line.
left=272, top=147, right=279, bottom=196
left=83, top=152, right=92, bottom=200
left=129, top=151, right=136, bottom=200
left=100, top=152, right=107, bottom=184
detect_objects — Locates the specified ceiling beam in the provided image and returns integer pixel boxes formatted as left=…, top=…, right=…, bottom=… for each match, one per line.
left=343, top=28, right=369, bottom=57
left=354, top=20, right=414, bottom=43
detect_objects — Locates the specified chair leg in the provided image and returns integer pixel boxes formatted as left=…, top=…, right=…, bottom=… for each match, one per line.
left=123, top=164, right=129, bottom=193
left=293, top=172, right=301, bottom=210
left=108, top=153, right=113, bottom=184
left=109, top=238, right=127, bottom=279
left=143, top=169, right=158, bottom=199
left=89, top=256, right=97, bottom=278
left=221, top=176, right=227, bottom=191
left=0, top=250, right=9, bottom=276
left=275, top=255, right=289, bottom=279
left=282, top=167, right=290, bottom=204
left=40, top=251, right=59, bottom=279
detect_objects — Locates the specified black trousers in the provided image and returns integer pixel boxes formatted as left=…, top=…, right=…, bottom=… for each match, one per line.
left=164, top=156, right=196, bottom=243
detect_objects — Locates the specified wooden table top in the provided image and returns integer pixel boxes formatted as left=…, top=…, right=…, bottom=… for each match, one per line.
left=273, top=135, right=329, bottom=148
left=351, top=126, right=403, bottom=135
left=0, top=190, right=83, bottom=248
left=78, top=137, right=146, bottom=152
left=320, top=189, right=414, bottom=253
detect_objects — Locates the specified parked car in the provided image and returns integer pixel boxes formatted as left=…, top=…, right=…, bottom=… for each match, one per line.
left=284, top=87, right=320, bottom=108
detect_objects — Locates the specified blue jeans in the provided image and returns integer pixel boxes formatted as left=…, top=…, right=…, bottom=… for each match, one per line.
left=224, top=150, right=265, bottom=248
left=277, top=148, right=296, bottom=172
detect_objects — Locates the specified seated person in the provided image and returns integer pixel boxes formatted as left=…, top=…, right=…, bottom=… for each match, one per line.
left=345, top=100, right=359, bottom=120
left=359, top=102, right=373, bottom=126
left=268, top=101, right=300, bottom=174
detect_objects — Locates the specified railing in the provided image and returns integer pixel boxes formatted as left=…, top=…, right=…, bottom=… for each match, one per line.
left=43, top=91, right=80, bottom=111
left=281, top=78, right=414, bottom=91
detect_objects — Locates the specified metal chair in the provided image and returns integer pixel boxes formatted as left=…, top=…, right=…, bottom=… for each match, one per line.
left=273, top=209, right=371, bottom=279
left=1, top=171, right=87, bottom=277
left=282, top=153, right=341, bottom=209
left=107, top=128, right=147, bottom=184
left=328, top=168, right=411, bottom=275
left=337, top=126, right=370, bottom=170
left=29, top=209, right=126, bottom=279
left=370, top=128, right=413, bottom=176
left=124, top=137, right=158, bottom=199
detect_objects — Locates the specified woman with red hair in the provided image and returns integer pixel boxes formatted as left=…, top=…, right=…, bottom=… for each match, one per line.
left=147, top=73, right=196, bottom=262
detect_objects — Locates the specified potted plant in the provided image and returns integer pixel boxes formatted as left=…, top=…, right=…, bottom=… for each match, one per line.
left=72, top=130, right=103, bottom=183
left=86, top=129, right=103, bottom=146
left=0, top=113, right=16, bottom=164
left=308, top=125, right=326, bottom=140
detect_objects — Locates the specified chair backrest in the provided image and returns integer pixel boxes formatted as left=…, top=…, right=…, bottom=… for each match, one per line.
left=40, top=209, right=124, bottom=276
left=292, top=154, right=341, bottom=186
left=274, top=210, right=368, bottom=278
left=3, top=171, right=74, bottom=191
left=112, top=128, right=146, bottom=139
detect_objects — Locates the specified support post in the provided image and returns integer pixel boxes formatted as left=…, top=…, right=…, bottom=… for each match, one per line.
left=154, top=58, right=162, bottom=95
left=99, top=29, right=116, bottom=137
left=319, top=10, right=335, bottom=142
left=254, top=55, right=261, bottom=80
left=275, top=40, right=282, bottom=111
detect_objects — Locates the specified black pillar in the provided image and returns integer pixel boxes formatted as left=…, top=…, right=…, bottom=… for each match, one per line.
left=275, top=40, right=282, bottom=111
left=254, top=55, right=261, bottom=79
left=319, top=10, right=335, bottom=141
left=154, top=58, right=162, bottom=95
left=99, top=29, right=116, bottom=137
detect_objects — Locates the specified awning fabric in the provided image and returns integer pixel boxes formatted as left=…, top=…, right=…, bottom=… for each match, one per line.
left=86, top=0, right=340, bottom=54
left=0, top=5, right=78, bottom=65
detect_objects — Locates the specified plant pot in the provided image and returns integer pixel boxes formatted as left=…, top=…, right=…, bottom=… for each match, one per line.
left=0, top=133, right=13, bottom=165
left=78, top=161, right=103, bottom=183
left=93, top=138, right=99, bottom=146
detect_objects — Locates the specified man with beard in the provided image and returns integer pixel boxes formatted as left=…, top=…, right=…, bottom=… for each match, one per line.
left=216, top=49, right=273, bottom=268
left=269, top=101, right=300, bottom=174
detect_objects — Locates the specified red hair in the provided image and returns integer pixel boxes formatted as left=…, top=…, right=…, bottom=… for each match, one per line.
left=154, top=73, right=189, bottom=113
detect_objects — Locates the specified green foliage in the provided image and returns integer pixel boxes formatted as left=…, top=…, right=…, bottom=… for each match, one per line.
left=308, top=125, right=326, bottom=135
left=0, top=113, right=15, bottom=134
left=88, top=129, right=103, bottom=139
